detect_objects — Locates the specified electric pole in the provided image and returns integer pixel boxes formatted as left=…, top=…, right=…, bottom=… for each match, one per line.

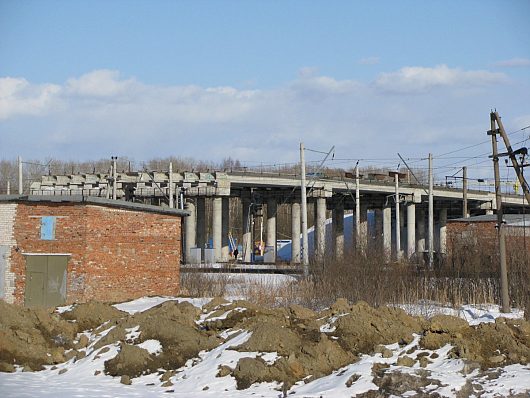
left=394, top=172, right=401, bottom=260
left=355, top=163, right=360, bottom=251
left=112, top=156, right=117, bottom=200
left=300, top=143, right=309, bottom=272
left=169, top=162, right=174, bottom=208
left=463, top=166, right=468, bottom=218
left=18, top=156, right=23, bottom=195
left=488, top=113, right=510, bottom=313
left=428, top=153, right=434, bottom=268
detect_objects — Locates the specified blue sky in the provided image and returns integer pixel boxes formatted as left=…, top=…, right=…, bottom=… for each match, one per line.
left=1, top=0, right=530, bottom=178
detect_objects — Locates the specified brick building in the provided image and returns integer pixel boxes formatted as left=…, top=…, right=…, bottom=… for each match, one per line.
left=0, top=195, right=188, bottom=307
left=447, top=214, right=530, bottom=258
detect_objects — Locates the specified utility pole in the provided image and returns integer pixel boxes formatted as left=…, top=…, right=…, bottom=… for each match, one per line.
left=18, top=156, right=23, bottom=195
left=488, top=112, right=511, bottom=313
left=428, top=153, right=434, bottom=268
left=6, top=181, right=10, bottom=195
left=355, top=163, right=360, bottom=250
left=394, top=172, right=401, bottom=260
left=300, top=142, right=309, bottom=272
left=462, top=166, right=468, bottom=218
left=493, top=111, right=530, bottom=206
left=169, top=162, right=174, bottom=208
left=112, top=156, right=117, bottom=200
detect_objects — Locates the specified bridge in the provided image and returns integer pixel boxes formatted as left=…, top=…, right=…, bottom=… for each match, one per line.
left=29, top=169, right=528, bottom=264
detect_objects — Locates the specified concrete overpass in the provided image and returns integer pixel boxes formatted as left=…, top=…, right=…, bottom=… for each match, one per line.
left=29, top=169, right=529, bottom=264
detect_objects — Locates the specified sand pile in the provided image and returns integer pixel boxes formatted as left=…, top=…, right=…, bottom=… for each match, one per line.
left=0, top=297, right=529, bottom=392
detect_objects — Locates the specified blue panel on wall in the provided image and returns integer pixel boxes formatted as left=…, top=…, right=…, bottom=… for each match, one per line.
left=40, top=216, right=56, bottom=240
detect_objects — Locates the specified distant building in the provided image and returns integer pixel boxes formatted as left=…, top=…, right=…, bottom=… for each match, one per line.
left=446, top=214, right=530, bottom=259
left=0, top=195, right=188, bottom=307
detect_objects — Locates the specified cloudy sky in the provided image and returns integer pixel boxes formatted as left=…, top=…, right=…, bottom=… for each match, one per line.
left=1, top=0, right=529, bottom=179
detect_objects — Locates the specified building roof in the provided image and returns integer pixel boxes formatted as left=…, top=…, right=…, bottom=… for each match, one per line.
left=449, top=213, right=530, bottom=225
left=0, top=195, right=189, bottom=217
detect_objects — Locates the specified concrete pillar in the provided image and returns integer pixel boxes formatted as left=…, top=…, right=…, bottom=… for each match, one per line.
left=383, top=205, right=392, bottom=260
left=196, top=197, right=206, bottom=253
left=212, top=197, right=222, bottom=262
left=406, top=202, right=416, bottom=258
left=439, top=207, right=447, bottom=254
left=315, top=197, right=326, bottom=260
left=242, top=196, right=252, bottom=262
left=332, top=201, right=344, bottom=260
left=359, top=205, right=368, bottom=252
left=184, top=198, right=196, bottom=263
left=221, top=197, right=230, bottom=261
left=291, top=202, right=301, bottom=264
left=417, top=208, right=426, bottom=254
left=266, top=197, right=277, bottom=261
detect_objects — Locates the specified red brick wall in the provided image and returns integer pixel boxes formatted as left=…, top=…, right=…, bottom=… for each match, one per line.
left=82, top=205, right=181, bottom=302
left=10, top=203, right=87, bottom=305
left=10, top=202, right=182, bottom=305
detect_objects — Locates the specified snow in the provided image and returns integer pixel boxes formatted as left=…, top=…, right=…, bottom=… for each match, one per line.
left=113, top=296, right=212, bottom=314
left=1, top=297, right=529, bottom=397
left=137, top=340, right=162, bottom=355
left=398, top=302, right=525, bottom=325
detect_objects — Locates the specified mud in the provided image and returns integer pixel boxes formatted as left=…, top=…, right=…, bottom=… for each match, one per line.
left=0, top=300, right=76, bottom=370
left=1, top=297, right=529, bottom=394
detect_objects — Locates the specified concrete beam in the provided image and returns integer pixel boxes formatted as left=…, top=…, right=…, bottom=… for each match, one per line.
left=242, top=196, right=252, bottom=262
left=407, top=202, right=416, bottom=258
left=315, top=197, right=326, bottom=261
left=184, top=198, right=196, bottom=263
left=266, top=197, right=277, bottom=261
left=439, top=207, right=447, bottom=254
left=291, top=202, right=301, bottom=264
left=221, top=197, right=230, bottom=261
left=212, top=197, right=222, bottom=262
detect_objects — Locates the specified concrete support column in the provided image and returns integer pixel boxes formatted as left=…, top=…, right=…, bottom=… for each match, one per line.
left=291, top=202, right=301, bottom=264
left=242, top=197, right=252, bottom=262
left=383, top=205, right=392, bottom=260
left=417, top=208, right=426, bottom=255
left=315, top=197, right=327, bottom=261
left=184, top=198, right=196, bottom=263
left=332, top=201, right=345, bottom=260
left=196, top=197, right=206, bottom=253
left=406, top=202, right=416, bottom=258
left=212, top=197, right=222, bottom=262
left=221, top=197, right=230, bottom=261
left=266, top=197, right=277, bottom=261
left=359, top=205, right=368, bottom=252
left=439, top=208, right=447, bottom=255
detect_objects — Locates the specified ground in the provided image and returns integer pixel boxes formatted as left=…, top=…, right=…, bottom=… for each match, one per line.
left=0, top=293, right=529, bottom=397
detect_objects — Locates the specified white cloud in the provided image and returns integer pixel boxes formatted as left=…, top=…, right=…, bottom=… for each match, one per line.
left=0, top=77, right=60, bottom=119
left=66, top=70, right=137, bottom=97
left=494, top=58, right=530, bottom=68
left=374, top=64, right=507, bottom=93
left=0, top=67, right=526, bottom=166
left=358, top=56, right=380, bottom=65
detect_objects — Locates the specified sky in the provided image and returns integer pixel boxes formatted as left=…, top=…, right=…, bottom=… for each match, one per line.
left=1, top=0, right=530, bottom=179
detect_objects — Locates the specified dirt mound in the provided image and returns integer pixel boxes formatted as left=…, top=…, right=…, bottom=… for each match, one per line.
left=0, top=301, right=76, bottom=371
left=101, top=300, right=220, bottom=377
left=105, top=343, right=154, bottom=378
left=421, top=316, right=530, bottom=368
left=332, top=301, right=424, bottom=354
left=60, top=301, right=127, bottom=331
